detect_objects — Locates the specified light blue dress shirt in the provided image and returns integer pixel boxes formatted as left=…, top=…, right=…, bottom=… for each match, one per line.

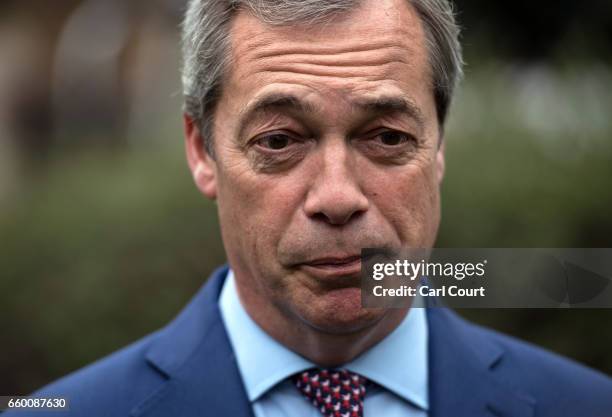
left=219, top=270, right=429, bottom=417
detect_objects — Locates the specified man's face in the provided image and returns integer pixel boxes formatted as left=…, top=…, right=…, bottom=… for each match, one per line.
left=187, top=0, right=445, bottom=334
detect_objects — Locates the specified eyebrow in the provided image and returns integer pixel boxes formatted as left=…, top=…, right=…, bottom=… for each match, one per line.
left=239, top=93, right=317, bottom=125
left=237, top=93, right=317, bottom=141
left=354, top=96, right=426, bottom=130
left=237, top=92, right=425, bottom=140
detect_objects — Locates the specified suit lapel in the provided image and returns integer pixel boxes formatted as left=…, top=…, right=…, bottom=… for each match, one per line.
left=132, top=266, right=254, bottom=417
left=427, top=307, right=535, bottom=417
left=131, top=265, right=536, bottom=417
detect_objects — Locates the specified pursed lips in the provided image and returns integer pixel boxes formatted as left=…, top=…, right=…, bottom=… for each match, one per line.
left=298, top=255, right=362, bottom=278
left=303, top=255, right=361, bottom=267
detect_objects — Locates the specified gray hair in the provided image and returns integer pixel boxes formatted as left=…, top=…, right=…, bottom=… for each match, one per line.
left=182, top=0, right=463, bottom=155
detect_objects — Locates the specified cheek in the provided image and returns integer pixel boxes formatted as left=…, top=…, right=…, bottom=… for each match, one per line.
left=216, top=162, right=304, bottom=261
left=367, top=160, right=441, bottom=246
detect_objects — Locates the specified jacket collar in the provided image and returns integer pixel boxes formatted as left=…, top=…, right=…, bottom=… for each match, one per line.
left=133, top=265, right=254, bottom=417
left=136, top=265, right=535, bottom=417
left=427, top=307, right=535, bottom=417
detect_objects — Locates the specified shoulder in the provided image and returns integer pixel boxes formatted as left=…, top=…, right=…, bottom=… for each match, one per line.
left=3, top=267, right=230, bottom=417
left=459, top=313, right=612, bottom=411
left=4, top=332, right=167, bottom=417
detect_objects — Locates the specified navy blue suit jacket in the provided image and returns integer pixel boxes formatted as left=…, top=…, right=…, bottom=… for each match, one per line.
left=7, top=266, right=612, bottom=417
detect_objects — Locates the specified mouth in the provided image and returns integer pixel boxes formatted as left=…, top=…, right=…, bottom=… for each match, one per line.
left=299, top=255, right=362, bottom=278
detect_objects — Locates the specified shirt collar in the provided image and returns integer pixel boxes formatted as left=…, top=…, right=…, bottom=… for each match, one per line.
left=219, top=269, right=428, bottom=410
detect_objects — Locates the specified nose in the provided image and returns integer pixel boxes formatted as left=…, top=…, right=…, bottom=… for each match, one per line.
left=303, top=141, right=369, bottom=226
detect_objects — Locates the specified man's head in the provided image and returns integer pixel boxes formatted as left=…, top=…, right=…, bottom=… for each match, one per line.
left=183, top=0, right=462, bottom=355
left=183, top=0, right=462, bottom=155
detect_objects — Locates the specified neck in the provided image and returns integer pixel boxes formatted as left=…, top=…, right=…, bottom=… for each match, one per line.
left=289, top=309, right=410, bottom=366
left=236, top=283, right=410, bottom=366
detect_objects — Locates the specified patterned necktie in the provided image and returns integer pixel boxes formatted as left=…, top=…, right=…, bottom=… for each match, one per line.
left=292, top=368, right=367, bottom=417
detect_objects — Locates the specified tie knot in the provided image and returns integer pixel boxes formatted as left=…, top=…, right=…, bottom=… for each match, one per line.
left=292, top=369, right=367, bottom=417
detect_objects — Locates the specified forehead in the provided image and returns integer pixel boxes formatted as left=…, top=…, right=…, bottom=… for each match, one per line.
left=222, top=0, right=434, bottom=120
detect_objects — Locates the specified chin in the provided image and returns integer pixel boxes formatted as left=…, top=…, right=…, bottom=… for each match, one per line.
left=299, top=287, right=387, bottom=334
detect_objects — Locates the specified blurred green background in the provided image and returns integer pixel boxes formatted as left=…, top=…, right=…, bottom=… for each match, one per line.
left=1, top=0, right=611, bottom=394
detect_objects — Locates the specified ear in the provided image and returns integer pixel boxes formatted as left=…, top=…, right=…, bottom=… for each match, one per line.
left=184, top=114, right=217, bottom=199
left=435, top=138, right=446, bottom=185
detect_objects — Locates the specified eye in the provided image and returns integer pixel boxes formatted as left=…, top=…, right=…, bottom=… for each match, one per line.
left=255, top=133, right=294, bottom=150
left=248, top=131, right=311, bottom=173
left=355, top=129, right=421, bottom=164
left=375, top=130, right=413, bottom=146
